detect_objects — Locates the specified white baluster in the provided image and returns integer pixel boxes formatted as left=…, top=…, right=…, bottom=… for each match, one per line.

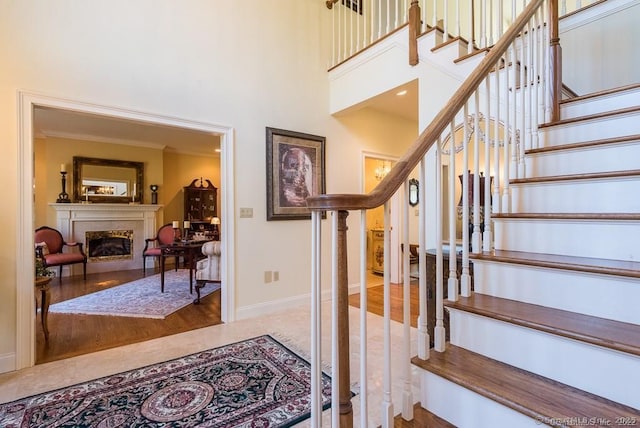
left=358, top=210, right=368, bottom=427
left=401, top=181, right=414, bottom=421
left=493, top=53, right=502, bottom=214
left=444, top=0, right=449, bottom=40
left=434, top=139, right=446, bottom=351
left=480, top=0, right=486, bottom=47
left=447, top=121, right=458, bottom=303
left=310, top=210, right=322, bottom=427
left=473, top=91, right=482, bottom=253
left=381, top=201, right=393, bottom=428
left=330, top=210, right=340, bottom=428
left=417, top=157, right=430, bottom=360
left=483, top=76, right=493, bottom=253
left=468, top=0, right=474, bottom=53
left=503, top=51, right=512, bottom=212
left=455, top=0, right=460, bottom=38
left=519, top=16, right=527, bottom=176
left=461, top=103, right=472, bottom=297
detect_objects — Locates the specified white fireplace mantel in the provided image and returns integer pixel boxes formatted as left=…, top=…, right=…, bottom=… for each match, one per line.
left=50, top=203, right=163, bottom=274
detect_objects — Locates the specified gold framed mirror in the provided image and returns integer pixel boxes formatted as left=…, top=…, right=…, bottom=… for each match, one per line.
left=73, top=156, right=144, bottom=204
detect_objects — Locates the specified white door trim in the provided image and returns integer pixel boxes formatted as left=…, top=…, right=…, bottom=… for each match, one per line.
left=16, top=90, right=236, bottom=369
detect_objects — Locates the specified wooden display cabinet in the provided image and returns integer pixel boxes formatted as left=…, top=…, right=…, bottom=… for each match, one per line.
left=183, top=178, right=217, bottom=234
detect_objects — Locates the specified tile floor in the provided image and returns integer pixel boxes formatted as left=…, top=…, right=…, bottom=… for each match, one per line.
left=0, top=298, right=421, bottom=426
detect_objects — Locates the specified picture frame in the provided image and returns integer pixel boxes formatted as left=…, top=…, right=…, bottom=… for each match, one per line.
left=266, top=127, right=326, bottom=221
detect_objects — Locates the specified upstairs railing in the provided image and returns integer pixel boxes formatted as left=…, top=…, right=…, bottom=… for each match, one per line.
left=311, top=0, right=563, bottom=426
left=326, top=0, right=596, bottom=68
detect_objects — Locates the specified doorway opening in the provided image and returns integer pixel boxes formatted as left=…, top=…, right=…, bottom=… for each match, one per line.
left=17, top=91, right=236, bottom=369
left=362, top=152, right=401, bottom=284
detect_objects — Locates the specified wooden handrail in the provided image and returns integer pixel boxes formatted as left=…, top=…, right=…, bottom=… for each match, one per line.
left=308, top=0, right=551, bottom=212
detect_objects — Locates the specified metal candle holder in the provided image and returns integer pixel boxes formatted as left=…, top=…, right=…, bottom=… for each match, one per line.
left=56, top=171, right=71, bottom=203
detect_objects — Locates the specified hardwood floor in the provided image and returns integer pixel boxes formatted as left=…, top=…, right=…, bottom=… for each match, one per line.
left=35, top=268, right=222, bottom=365
left=349, top=273, right=420, bottom=328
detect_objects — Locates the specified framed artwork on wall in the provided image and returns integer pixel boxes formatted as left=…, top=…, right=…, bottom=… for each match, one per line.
left=266, top=127, right=326, bottom=221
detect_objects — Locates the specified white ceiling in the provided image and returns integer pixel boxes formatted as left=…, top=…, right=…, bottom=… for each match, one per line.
left=33, top=81, right=418, bottom=153
left=34, top=106, right=221, bottom=157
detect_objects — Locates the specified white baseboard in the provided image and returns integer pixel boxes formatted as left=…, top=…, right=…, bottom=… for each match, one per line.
left=0, top=352, right=16, bottom=374
left=235, top=281, right=365, bottom=321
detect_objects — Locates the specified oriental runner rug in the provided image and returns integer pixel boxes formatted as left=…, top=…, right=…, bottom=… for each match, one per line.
left=0, top=335, right=332, bottom=427
left=48, top=270, right=219, bottom=319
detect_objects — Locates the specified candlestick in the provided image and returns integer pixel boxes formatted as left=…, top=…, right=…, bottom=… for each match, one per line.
left=56, top=171, right=71, bottom=203
left=60, top=163, right=66, bottom=173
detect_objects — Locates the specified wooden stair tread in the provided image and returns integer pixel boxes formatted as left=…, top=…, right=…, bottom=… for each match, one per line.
left=510, top=169, right=640, bottom=184
left=539, top=106, right=640, bottom=128
left=411, top=344, right=639, bottom=424
left=492, top=212, right=640, bottom=221
left=472, top=249, right=640, bottom=279
left=525, top=134, right=640, bottom=155
left=445, top=294, right=640, bottom=356
left=559, top=82, right=640, bottom=105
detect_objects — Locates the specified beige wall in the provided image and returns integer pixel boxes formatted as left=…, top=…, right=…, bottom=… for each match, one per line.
left=162, top=152, right=221, bottom=227
left=34, top=137, right=164, bottom=227
left=0, top=0, right=339, bottom=368
left=33, top=137, right=221, bottom=231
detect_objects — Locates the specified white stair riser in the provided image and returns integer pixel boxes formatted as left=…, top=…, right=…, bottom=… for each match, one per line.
left=493, top=219, right=640, bottom=261
left=526, top=139, right=640, bottom=176
left=561, top=88, right=640, bottom=119
left=429, top=40, right=467, bottom=63
left=418, top=29, right=442, bottom=51
left=510, top=177, right=640, bottom=213
left=472, top=261, right=640, bottom=324
left=419, top=371, right=545, bottom=427
left=448, top=309, right=640, bottom=409
left=539, top=112, right=640, bottom=146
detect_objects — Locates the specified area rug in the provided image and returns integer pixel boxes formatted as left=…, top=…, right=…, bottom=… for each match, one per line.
left=48, top=270, right=219, bottom=319
left=0, top=335, right=332, bottom=427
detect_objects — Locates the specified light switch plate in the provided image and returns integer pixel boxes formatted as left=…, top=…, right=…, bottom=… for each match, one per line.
left=239, top=207, right=253, bottom=218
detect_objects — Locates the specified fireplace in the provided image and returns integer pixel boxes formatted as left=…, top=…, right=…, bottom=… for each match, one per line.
left=51, top=203, right=161, bottom=275
left=86, top=230, right=134, bottom=261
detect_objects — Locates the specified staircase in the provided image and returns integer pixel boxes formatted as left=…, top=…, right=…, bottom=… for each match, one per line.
left=411, top=84, right=640, bottom=425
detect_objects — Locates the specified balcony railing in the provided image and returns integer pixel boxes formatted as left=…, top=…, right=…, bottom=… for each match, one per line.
left=326, top=0, right=598, bottom=68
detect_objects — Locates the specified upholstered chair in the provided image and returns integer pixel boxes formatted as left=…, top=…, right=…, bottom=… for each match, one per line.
left=194, top=240, right=221, bottom=304
left=142, top=223, right=180, bottom=276
left=34, top=226, right=87, bottom=283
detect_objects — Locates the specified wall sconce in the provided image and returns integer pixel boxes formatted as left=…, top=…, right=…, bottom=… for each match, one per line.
left=374, top=160, right=392, bottom=181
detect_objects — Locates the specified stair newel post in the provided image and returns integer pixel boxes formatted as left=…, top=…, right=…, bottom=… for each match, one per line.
left=549, top=0, right=562, bottom=122
left=409, top=0, right=421, bottom=66
left=336, top=210, right=354, bottom=428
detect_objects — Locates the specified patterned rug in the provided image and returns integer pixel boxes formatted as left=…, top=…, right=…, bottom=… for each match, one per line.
left=48, top=270, right=219, bottom=319
left=0, top=335, right=332, bottom=427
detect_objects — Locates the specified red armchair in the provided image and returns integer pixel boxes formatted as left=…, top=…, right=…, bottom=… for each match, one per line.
left=34, top=226, right=87, bottom=282
left=143, top=223, right=180, bottom=276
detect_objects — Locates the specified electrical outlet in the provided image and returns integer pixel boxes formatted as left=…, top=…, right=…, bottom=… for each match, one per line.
left=264, top=271, right=272, bottom=283
left=240, top=207, right=253, bottom=218
left=273, top=271, right=279, bottom=281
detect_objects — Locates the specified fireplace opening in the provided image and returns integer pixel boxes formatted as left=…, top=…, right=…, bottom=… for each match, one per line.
left=86, top=230, right=134, bottom=262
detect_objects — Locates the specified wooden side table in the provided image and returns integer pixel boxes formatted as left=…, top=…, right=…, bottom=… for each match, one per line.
left=35, top=277, right=52, bottom=340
